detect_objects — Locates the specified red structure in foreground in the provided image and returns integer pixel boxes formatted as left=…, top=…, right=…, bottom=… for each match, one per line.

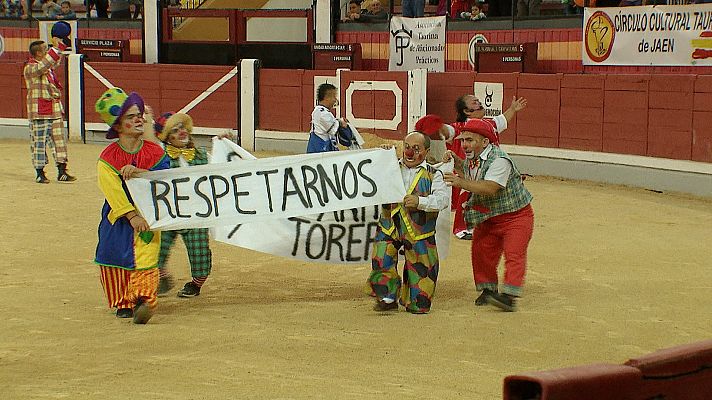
left=504, top=339, right=712, bottom=400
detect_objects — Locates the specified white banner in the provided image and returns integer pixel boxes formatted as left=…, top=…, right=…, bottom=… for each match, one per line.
left=474, top=82, right=504, bottom=118
left=389, top=16, right=446, bottom=72
left=211, top=139, right=453, bottom=264
left=127, top=144, right=406, bottom=230
left=582, top=4, right=712, bottom=66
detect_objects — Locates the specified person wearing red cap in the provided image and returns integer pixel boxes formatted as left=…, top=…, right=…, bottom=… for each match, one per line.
left=444, top=119, right=534, bottom=312
left=368, top=132, right=449, bottom=314
left=449, top=94, right=527, bottom=240
left=414, top=114, right=456, bottom=164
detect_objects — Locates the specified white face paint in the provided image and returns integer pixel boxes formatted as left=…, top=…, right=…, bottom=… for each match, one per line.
left=167, top=122, right=191, bottom=148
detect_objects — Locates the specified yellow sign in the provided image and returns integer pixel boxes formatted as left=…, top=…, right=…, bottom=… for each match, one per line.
left=585, top=11, right=615, bottom=63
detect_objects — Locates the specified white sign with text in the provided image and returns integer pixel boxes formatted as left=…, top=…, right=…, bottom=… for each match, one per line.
left=210, top=139, right=453, bottom=264
left=127, top=144, right=406, bottom=230
left=389, top=16, right=447, bottom=72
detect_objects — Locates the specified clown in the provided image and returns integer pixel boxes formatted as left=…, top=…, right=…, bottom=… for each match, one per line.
left=367, top=132, right=449, bottom=314
left=151, top=112, right=214, bottom=298
left=94, top=87, right=170, bottom=324
left=444, top=119, right=534, bottom=312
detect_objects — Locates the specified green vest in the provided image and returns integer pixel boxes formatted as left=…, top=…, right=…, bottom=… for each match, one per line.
left=463, top=146, right=532, bottom=227
left=379, top=165, right=439, bottom=241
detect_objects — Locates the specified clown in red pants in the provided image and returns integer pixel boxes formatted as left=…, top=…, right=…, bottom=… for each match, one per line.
left=471, top=204, right=533, bottom=297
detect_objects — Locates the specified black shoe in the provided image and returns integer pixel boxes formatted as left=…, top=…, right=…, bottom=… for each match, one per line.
left=36, top=172, right=50, bottom=184
left=57, top=172, right=76, bottom=182
left=474, top=288, right=496, bottom=306
left=487, top=292, right=516, bottom=312
left=177, top=282, right=201, bottom=298
left=373, top=300, right=398, bottom=312
left=132, top=299, right=154, bottom=324
left=57, top=163, right=76, bottom=182
left=116, top=308, right=133, bottom=318
left=157, top=276, right=175, bottom=297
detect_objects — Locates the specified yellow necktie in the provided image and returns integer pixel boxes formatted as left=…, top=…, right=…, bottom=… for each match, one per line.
left=166, top=145, right=196, bottom=163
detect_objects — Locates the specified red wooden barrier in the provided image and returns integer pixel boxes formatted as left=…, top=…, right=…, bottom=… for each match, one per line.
left=559, top=74, right=604, bottom=152
left=0, top=62, right=24, bottom=119
left=517, top=73, right=561, bottom=148
left=647, top=75, right=696, bottom=160
left=692, top=76, right=712, bottom=163
left=83, top=63, right=237, bottom=129
left=259, top=69, right=305, bottom=132
left=340, top=70, right=408, bottom=140
left=603, top=75, right=650, bottom=156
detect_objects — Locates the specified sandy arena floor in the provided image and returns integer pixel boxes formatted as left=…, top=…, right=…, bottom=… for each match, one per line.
left=1, top=138, right=710, bottom=399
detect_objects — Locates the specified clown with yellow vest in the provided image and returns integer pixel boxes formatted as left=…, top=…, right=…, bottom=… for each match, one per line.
left=368, top=131, right=449, bottom=314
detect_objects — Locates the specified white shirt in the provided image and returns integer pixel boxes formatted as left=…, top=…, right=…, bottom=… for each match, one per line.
left=468, top=145, right=512, bottom=188
left=400, top=160, right=449, bottom=212
left=311, top=105, right=339, bottom=141
left=490, top=113, right=508, bottom=134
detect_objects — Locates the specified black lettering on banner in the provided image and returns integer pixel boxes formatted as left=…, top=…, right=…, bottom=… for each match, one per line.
left=227, top=224, right=241, bottom=239
left=150, top=180, right=175, bottom=220
left=364, top=222, right=379, bottom=260
left=172, top=177, right=192, bottom=218
left=371, top=205, right=380, bottom=220
left=357, top=159, right=377, bottom=197
left=346, top=223, right=364, bottom=262
left=194, top=176, right=213, bottom=217
left=301, top=165, right=325, bottom=207
left=209, top=175, right=230, bottom=217
left=226, top=151, right=243, bottom=162
left=256, top=169, right=278, bottom=212
left=289, top=216, right=310, bottom=256
left=282, top=167, right=309, bottom=211
left=326, top=224, right=346, bottom=261
left=341, top=161, right=359, bottom=199
left=305, top=223, right=327, bottom=259
left=230, top=172, right=256, bottom=214
left=317, top=164, right=343, bottom=203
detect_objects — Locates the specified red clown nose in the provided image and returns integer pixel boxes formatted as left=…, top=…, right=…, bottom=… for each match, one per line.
left=404, top=148, right=415, bottom=158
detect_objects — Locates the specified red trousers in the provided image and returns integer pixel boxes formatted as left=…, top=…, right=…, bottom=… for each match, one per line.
left=470, top=204, right=534, bottom=297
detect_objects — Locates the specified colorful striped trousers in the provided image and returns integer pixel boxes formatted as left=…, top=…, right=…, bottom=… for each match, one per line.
left=99, top=266, right=159, bottom=310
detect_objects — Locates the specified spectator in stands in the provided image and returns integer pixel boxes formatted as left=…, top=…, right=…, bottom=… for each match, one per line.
left=618, top=0, right=642, bottom=5
left=487, top=0, right=511, bottom=17
left=517, top=0, right=541, bottom=17
left=561, top=0, right=582, bottom=15
left=42, top=0, right=62, bottom=17
left=55, top=0, right=75, bottom=18
left=460, top=2, right=486, bottom=20
left=350, top=0, right=388, bottom=22
left=450, top=0, right=471, bottom=18
left=110, top=0, right=131, bottom=18
left=130, top=0, right=142, bottom=19
left=2, top=0, right=25, bottom=17
left=342, top=0, right=364, bottom=22
left=86, top=0, right=109, bottom=18
left=402, top=0, right=425, bottom=17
